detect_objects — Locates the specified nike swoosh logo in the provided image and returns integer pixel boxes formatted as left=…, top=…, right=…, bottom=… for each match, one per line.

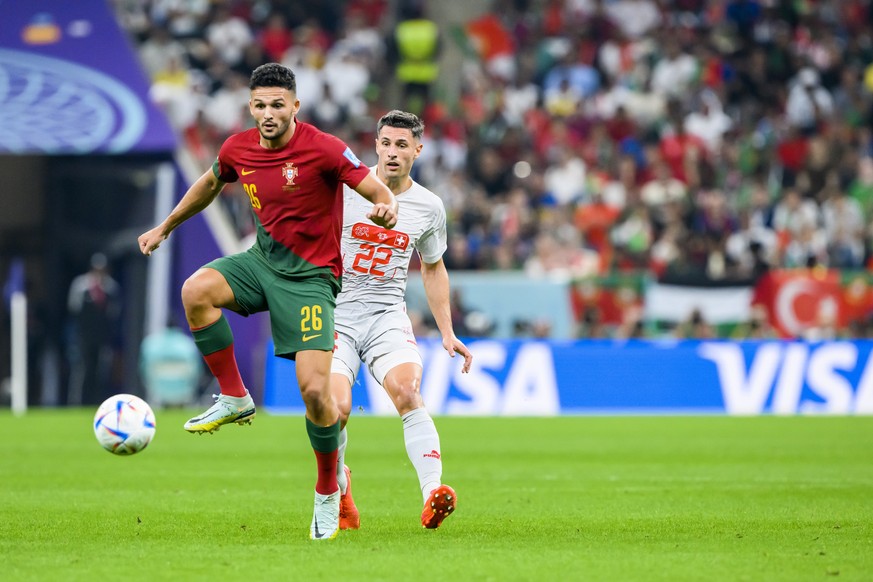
left=313, top=516, right=326, bottom=539
left=241, top=168, right=256, bottom=176
left=302, top=333, right=322, bottom=342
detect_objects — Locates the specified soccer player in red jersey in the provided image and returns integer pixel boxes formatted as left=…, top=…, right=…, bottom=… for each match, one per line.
left=138, top=63, right=398, bottom=541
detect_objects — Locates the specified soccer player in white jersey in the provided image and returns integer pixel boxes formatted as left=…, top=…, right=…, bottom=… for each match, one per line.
left=330, top=110, right=473, bottom=530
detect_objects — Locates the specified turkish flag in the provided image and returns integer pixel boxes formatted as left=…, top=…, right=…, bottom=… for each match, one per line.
left=753, top=269, right=843, bottom=338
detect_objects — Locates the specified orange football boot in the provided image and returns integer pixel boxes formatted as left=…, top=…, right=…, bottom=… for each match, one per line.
left=421, top=484, right=456, bottom=529
left=339, top=465, right=360, bottom=530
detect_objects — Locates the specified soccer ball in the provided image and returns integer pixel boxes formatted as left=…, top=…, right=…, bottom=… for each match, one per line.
left=93, top=394, right=156, bottom=455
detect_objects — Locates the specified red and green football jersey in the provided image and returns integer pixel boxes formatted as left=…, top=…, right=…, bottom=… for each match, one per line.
left=212, top=122, right=370, bottom=279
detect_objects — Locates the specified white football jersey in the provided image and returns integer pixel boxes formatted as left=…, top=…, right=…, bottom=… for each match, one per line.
left=339, top=174, right=447, bottom=307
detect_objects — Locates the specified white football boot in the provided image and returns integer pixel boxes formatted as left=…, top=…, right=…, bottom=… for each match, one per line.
left=183, top=391, right=255, bottom=434
left=310, top=489, right=341, bottom=540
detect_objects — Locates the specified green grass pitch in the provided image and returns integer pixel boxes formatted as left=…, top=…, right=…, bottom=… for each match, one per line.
left=1, top=410, right=871, bottom=581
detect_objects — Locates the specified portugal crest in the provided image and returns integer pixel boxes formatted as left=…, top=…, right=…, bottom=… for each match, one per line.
left=282, top=162, right=298, bottom=191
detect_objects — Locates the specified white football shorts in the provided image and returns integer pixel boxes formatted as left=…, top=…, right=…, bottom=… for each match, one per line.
left=331, top=302, right=422, bottom=386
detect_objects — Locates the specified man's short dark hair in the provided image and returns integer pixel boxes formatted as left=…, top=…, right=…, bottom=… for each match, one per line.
left=250, top=63, right=296, bottom=92
left=377, top=110, right=424, bottom=140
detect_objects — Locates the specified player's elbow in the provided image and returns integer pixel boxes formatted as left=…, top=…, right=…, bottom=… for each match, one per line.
left=420, top=259, right=445, bottom=278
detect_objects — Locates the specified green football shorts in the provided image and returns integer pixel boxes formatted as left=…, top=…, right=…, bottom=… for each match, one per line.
left=204, top=249, right=338, bottom=359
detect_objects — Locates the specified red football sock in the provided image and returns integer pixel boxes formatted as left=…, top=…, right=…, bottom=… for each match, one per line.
left=313, top=449, right=339, bottom=495
left=202, top=345, right=247, bottom=397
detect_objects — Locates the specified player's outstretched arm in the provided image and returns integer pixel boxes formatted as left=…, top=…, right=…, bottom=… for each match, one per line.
left=354, top=171, right=398, bottom=228
left=421, top=258, right=473, bottom=373
left=138, top=168, right=226, bottom=256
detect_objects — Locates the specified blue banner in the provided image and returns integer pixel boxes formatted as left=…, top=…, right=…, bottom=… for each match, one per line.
left=264, top=339, right=873, bottom=416
left=0, top=0, right=176, bottom=154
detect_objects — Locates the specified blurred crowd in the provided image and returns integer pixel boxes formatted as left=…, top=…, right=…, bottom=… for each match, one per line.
left=111, top=0, right=873, bottom=337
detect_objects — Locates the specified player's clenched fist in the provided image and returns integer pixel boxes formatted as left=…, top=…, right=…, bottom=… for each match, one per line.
left=368, top=202, right=398, bottom=229
left=138, top=226, right=168, bottom=256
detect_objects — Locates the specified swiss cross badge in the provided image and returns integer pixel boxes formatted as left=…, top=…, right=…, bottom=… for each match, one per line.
left=282, top=162, right=298, bottom=191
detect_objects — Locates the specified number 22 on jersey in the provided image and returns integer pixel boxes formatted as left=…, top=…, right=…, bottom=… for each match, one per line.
left=352, top=243, right=393, bottom=276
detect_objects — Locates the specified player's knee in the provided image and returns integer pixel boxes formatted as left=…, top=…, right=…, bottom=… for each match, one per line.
left=298, top=382, right=322, bottom=406
left=390, top=380, right=423, bottom=414
left=334, top=393, right=352, bottom=424
left=300, top=388, right=330, bottom=422
left=299, top=377, right=332, bottom=410
left=329, top=373, right=353, bottom=424
left=181, top=272, right=213, bottom=311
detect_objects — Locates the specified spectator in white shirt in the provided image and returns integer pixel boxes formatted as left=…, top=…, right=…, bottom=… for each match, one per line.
left=821, top=182, right=865, bottom=268
left=206, top=5, right=253, bottom=67
left=322, top=50, right=370, bottom=116
left=502, top=72, right=540, bottom=127
left=203, top=71, right=252, bottom=133
left=544, top=146, right=587, bottom=206
left=605, top=0, right=662, bottom=40
left=150, top=0, right=210, bottom=39
left=684, top=91, right=733, bottom=155
left=785, top=68, right=833, bottom=131
left=650, top=37, right=698, bottom=99
left=772, top=187, right=820, bottom=238
left=139, top=26, right=188, bottom=80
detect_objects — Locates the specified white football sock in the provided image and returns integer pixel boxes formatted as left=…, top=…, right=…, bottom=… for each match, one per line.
left=401, top=407, right=442, bottom=504
left=336, top=426, right=348, bottom=495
